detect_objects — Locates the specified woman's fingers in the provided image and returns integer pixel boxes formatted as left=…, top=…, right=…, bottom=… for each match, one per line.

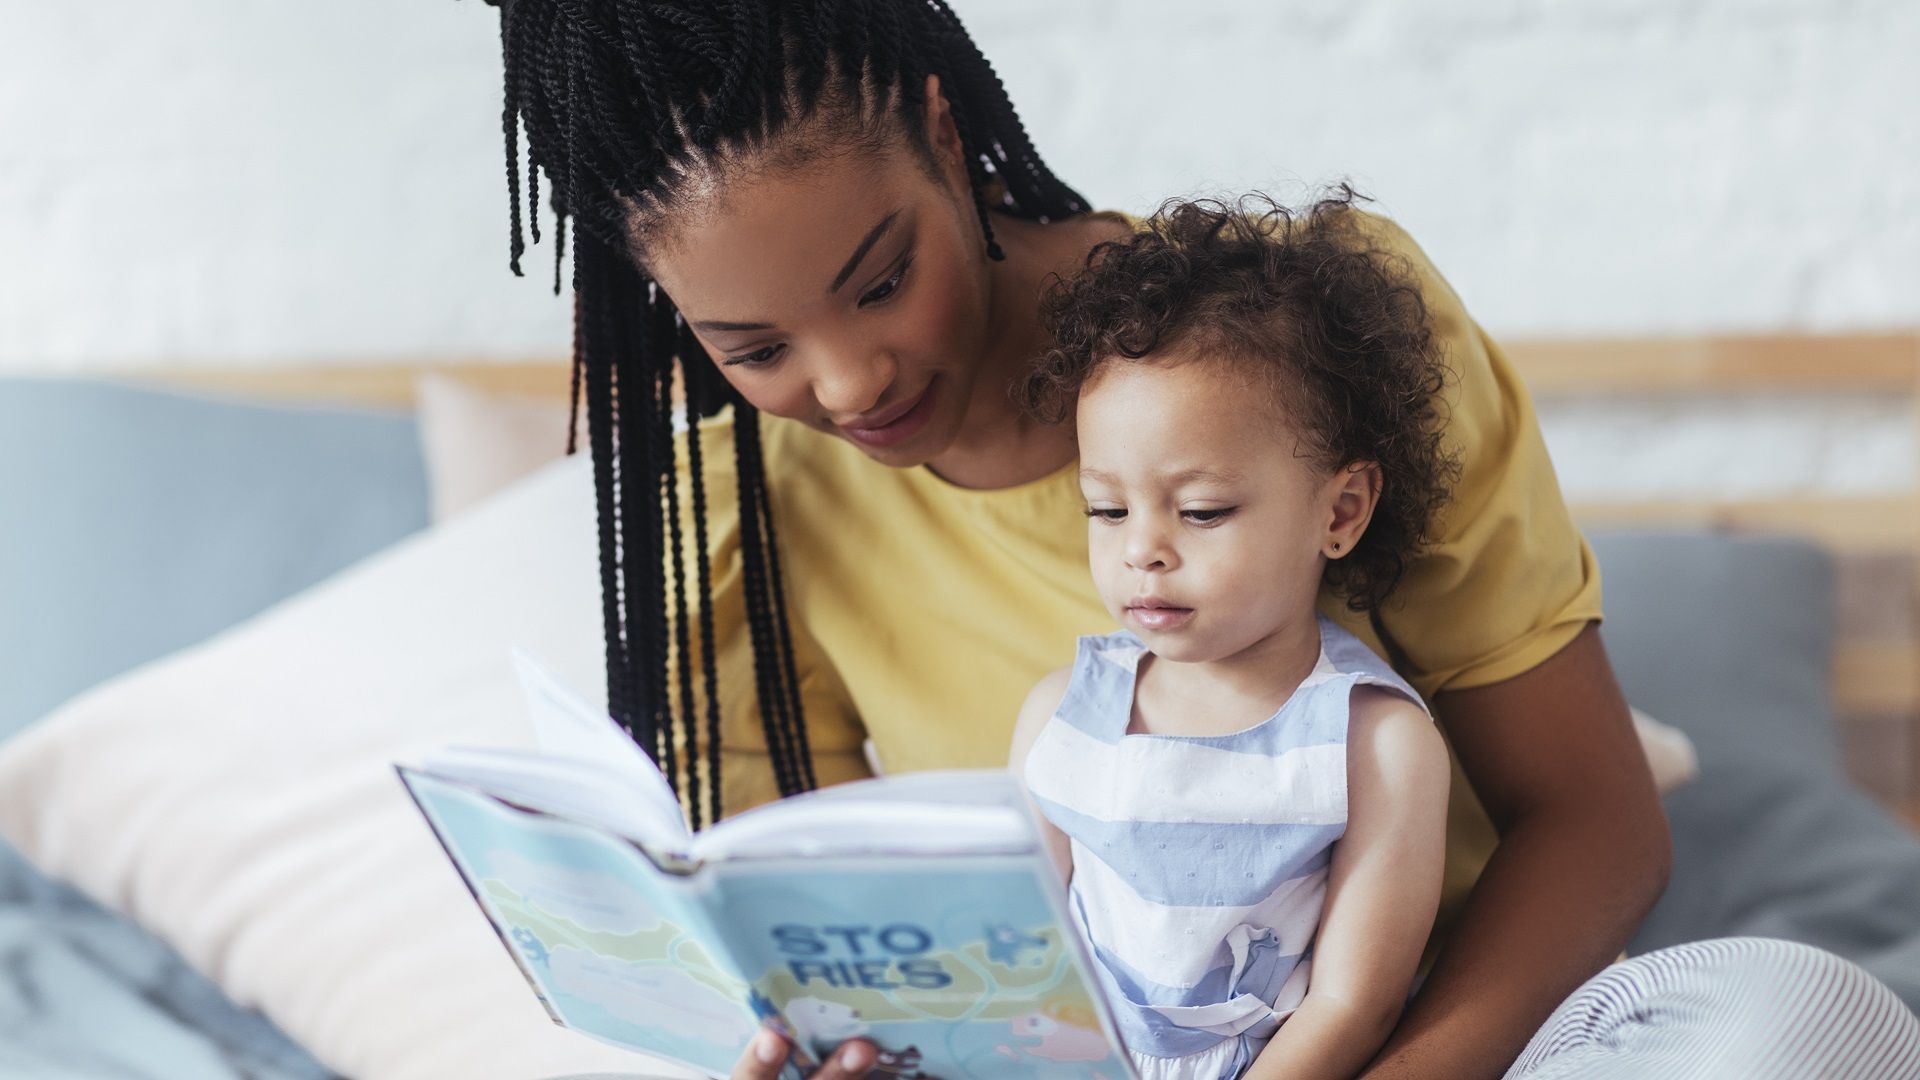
left=727, top=1033, right=878, bottom=1079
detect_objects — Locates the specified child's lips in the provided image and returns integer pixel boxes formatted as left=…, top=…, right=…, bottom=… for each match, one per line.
left=1127, top=600, right=1194, bottom=631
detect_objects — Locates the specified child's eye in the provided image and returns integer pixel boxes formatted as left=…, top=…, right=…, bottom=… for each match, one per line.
left=1182, top=507, right=1236, bottom=525
left=859, top=259, right=913, bottom=307
left=1083, top=507, right=1126, bottom=523
left=722, top=344, right=783, bottom=368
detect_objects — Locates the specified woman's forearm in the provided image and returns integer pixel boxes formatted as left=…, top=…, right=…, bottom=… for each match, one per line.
left=1346, top=624, right=1671, bottom=1078
left=1354, top=805, right=1669, bottom=1079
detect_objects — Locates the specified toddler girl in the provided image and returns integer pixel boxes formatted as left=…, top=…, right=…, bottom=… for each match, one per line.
left=1011, top=192, right=1457, bottom=1080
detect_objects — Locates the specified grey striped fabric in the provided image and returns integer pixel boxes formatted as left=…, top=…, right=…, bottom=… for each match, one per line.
left=1505, top=937, right=1920, bottom=1079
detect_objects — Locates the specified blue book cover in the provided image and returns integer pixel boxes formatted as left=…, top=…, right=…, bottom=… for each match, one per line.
left=394, top=654, right=1134, bottom=1078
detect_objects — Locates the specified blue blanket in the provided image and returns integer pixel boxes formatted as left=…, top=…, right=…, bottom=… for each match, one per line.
left=0, top=839, right=337, bottom=1079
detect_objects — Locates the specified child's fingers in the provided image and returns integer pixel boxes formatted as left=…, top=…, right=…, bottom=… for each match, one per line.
left=727, top=1033, right=877, bottom=1079
left=728, top=1029, right=792, bottom=1080
left=807, top=1039, right=876, bottom=1078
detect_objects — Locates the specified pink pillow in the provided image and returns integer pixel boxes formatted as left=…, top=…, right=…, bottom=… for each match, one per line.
left=415, top=373, right=577, bottom=522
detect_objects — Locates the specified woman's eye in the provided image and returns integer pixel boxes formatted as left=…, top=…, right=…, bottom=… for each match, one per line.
left=1182, top=508, right=1235, bottom=525
left=1084, top=507, right=1127, bottom=522
left=722, top=344, right=783, bottom=368
left=859, top=259, right=912, bottom=307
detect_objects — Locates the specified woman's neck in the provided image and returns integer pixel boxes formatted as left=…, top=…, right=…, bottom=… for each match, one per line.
left=922, top=211, right=1130, bottom=490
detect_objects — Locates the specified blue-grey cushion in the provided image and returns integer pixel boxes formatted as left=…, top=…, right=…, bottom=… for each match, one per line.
left=1593, top=530, right=1920, bottom=1010
left=0, top=378, right=429, bottom=739
left=0, top=377, right=427, bottom=1078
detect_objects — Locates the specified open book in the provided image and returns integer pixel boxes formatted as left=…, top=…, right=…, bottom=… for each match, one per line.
left=395, top=652, right=1136, bottom=1079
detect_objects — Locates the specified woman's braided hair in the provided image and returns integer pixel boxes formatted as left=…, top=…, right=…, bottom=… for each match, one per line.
left=483, top=0, right=1088, bottom=826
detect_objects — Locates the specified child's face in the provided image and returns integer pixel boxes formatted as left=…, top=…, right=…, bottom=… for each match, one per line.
left=1076, top=354, right=1353, bottom=665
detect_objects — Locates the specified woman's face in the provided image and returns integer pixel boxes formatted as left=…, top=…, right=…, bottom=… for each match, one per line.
left=639, top=107, right=997, bottom=469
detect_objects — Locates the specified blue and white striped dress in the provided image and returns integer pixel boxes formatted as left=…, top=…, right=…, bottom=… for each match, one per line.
left=1023, top=618, right=1429, bottom=1079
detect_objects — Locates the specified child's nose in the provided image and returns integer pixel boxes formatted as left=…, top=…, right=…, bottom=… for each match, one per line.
left=1124, top=526, right=1177, bottom=572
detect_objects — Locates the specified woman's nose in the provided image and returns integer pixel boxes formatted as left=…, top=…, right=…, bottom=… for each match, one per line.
left=813, top=350, right=899, bottom=420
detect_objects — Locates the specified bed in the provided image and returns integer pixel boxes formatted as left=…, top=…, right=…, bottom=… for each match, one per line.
left=0, top=333, right=1914, bottom=1077
left=1512, top=334, right=1920, bottom=1002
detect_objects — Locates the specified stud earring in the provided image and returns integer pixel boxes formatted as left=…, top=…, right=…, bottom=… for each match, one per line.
left=1330, top=541, right=1342, bottom=553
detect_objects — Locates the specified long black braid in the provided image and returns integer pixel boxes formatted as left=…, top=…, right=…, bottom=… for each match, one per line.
left=482, top=0, right=1089, bottom=822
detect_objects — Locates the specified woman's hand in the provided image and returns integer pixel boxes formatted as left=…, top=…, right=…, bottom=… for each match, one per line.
left=728, top=1031, right=878, bottom=1079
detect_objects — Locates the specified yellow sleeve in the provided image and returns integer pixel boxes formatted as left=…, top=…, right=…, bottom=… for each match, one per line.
left=1358, top=216, right=1605, bottom=700
left=664, top=409, right=872, bottom=819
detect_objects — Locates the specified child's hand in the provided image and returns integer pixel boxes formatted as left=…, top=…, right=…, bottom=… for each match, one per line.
left=728, top=1030, right=877, bottom=1079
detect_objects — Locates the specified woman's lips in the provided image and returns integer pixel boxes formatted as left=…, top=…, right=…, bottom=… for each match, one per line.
left=1128, top=602, right=1194, bottom=631
left=838, top=382, right=938, bottom=449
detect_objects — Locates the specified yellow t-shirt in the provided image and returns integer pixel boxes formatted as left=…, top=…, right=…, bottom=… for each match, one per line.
left=667, top=212, right=1604, bottom=975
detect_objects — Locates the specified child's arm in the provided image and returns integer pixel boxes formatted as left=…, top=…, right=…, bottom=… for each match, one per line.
left=1008, top=666, right=1076, bottom=887
left=1243, top=685, right=1450, bottom=1080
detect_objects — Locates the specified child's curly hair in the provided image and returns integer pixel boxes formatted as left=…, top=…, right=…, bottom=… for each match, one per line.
left=1026, top=189, right=1459, bottom=612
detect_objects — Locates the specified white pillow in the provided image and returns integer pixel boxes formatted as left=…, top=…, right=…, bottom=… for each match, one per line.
left=0, top=452, right=696, bottom=1080
left=1632, top=705, right=1701, bottom=794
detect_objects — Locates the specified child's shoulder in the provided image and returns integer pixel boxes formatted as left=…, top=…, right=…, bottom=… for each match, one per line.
left=1008, top=662, right=1077, bottom=770
left=1022, top=662, right=1076, bottom=714
left=1344, top=682, right=1449, bottom=806
left=1346, top=681, right=1431, bottom=726
left=1019, top=631, right=1144, bottom=727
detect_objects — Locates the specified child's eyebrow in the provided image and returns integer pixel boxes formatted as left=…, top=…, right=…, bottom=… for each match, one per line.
left=1079, top=467, right=1242, bottom=485
left=1166, top=467, right=1242, bottom=485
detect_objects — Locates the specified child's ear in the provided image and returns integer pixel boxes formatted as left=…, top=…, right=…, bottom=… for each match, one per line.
left=1323, top=461, right=1382, bottom=560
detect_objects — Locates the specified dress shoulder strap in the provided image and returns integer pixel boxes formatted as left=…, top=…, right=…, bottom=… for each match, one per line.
left=1315, top=616, right=1430, bottom=718
left=1050, top=630, right=1148, bottom=744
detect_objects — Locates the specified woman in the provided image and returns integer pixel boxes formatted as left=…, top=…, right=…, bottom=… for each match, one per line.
left=479, top=2, right=1920, bottom=1076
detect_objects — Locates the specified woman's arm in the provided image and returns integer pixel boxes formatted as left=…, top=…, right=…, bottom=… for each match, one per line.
left=1355, top=623, right=1673, bottom=1079
left=1244, top=687, right=1450, bottom=1080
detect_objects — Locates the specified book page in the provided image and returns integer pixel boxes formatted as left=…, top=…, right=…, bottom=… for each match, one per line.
left=692, top=770, right=1035, bottom=862
left=705, top=854, right=1137, bottom=1079
left=414, top=746, right=684, bottom=852
left=401, top=769, right=756, bottom=1076
left=510, top=648, right=687, bottom=844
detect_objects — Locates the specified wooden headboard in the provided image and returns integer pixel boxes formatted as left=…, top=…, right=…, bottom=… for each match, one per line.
left=1514, top=333, right=1920, bottom=827
left=132, top=332, right=1920, bottom=824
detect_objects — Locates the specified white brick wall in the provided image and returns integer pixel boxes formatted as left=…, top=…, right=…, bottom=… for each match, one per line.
left=2, top=4, right=561, bottom=368
left=4, top=1, right=1914, bottom=492
left=975, top=0, right=1919, bottom=337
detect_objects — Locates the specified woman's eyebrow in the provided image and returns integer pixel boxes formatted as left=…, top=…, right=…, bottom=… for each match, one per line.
left=694, top=317, right=774, bottom=332
left=691, top=209, right=905, bottom=332
left=828, top=210, right=901, bottom=294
